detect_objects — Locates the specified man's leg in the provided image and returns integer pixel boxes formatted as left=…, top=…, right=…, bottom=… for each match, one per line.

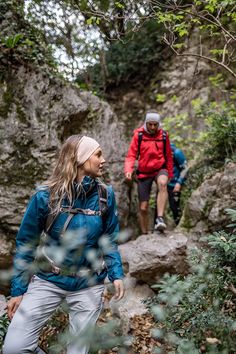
left=168, top=188, right=181, bottom=225
left=139, top=200, right=149, bottom=234
left=155, top=173, right=168, bottom=231
left=156, top=174, right=168, bottom=216
left=66, top=284, right=105, bottom=354
left=137, top=178, right=153, bottom=234
left=3, top=276, right=64, bottom=354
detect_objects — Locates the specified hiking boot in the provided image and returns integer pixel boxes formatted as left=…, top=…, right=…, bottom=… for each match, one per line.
left=154, top=217, right=167, bottom=231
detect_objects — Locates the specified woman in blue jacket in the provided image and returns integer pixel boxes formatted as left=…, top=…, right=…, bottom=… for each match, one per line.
left=3, top=135, right=124, bottom=354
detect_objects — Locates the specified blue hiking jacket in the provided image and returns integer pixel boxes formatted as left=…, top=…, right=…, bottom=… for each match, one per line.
left=168, top=143, right=187, bottom=189
left=11, top=176, right=124, bottom=297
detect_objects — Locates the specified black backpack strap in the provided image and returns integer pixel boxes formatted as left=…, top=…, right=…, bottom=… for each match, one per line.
left=97, top=183, right=108, bottom=216
left=162, top=130, right=167, bottom=161
left=61, top=212, right=75, bottom=235
left=137, top=132, right=143, bottom=159
left=45, top=211, right=59, bottom=233
left=138, top=131, right=166, bottom=160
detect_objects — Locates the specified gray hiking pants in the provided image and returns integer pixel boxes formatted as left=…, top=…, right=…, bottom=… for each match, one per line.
left=3, top=276, right=104, bottom=354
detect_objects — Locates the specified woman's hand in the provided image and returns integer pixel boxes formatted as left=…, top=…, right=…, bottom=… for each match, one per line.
left=113, top=279, right=125, bottom=300
left=7, top=295, right=23, bottom=320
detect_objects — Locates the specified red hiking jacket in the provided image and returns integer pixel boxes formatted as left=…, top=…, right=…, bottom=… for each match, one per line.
left=124, top=126, right=174, bottom=179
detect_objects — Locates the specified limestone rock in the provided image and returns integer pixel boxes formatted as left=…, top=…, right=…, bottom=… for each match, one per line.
left=181, top=162, right=236, bottom=235
left=0, top=295, right=7, bottom=316
left=118, top=232, right=189, bottom=285
left=109, top=276, right=155, bottom=334
left=0, top=236, right=13, bottom=269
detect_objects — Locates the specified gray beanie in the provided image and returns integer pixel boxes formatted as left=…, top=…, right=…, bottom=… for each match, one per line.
left=144, top=112, right=161, bottom=133
left=145, top=112, right=161, bottom=123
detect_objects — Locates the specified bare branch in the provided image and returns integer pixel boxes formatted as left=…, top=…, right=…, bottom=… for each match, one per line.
left=229, top=283, right=236, bottom=296
left=164, top=37, right=236, bottom=78
left=221, top=38, right=232, bottom=64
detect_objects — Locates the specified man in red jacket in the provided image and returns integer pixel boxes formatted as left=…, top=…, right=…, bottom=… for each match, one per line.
left=124, top=112, right=173, bottom=234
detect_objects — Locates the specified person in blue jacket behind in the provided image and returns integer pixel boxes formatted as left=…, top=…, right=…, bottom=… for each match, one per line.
left=3, top=135, right=124, bottom=354
left=167, top=143, right=188, bottom=225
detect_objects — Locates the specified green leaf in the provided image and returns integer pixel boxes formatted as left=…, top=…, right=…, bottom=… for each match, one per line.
left=194, top=0, right=203, bottom=5
left=174, top=23, right=189, bottom=37
left=210, top=49, right=228, bottom=56
left=208, top=74, right=224, bottom=87
left=155, top=93, right=166, bottom=103
left=3, top=33, right=23, bottom=48
left=173, top=43, right=185, bottom=49
left=115, top=1, right=124, bottom=9
left=86, top=17, right=94, bottom=25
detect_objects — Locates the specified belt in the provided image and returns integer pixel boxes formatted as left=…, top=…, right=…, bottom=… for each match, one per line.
left=50, top=264, right=95, bottom=278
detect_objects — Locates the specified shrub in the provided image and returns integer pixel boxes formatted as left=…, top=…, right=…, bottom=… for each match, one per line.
left=76, top=20, right=168, bottom=94
left=197, top=102, right=236, bottom=162
left=0, top=314, right=9, bottom=349
left=0, top=0, right=57, bottom=81
left=147, top=210, right=236, bottom=353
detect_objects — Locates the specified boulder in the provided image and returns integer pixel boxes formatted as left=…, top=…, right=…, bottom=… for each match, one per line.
left=181, top=162, right=236, bottom=235
left=118, top=232, right=189, bottom=285
left=109, top=276, right=155, bottom=334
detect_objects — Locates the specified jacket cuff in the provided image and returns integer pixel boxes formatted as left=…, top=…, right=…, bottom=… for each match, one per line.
left=11, top=284, right=28, bottom=297
left=177, top=177, right=185, bottom=185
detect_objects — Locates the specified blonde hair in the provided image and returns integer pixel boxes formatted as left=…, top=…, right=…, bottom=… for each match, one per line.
left=42, top=135, right=82, bottom=212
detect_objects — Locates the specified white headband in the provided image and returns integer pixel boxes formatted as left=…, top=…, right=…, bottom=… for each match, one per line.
left=145, top=112, right=161, bottom=123
left=77, top=136, right=100, bottom=166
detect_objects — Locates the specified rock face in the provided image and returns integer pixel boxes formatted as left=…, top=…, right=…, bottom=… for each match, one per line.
left=108, top=30, right=217, bottom=138
left=0, top=295, right=7, bottom=316
left=181, top=162, right=236, bottom=235
left=119, top=232, right=189, bottom=285
left=0, top=67, right=127, bottom=224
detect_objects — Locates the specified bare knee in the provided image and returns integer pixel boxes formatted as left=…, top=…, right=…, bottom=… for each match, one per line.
left=157, top=175, right=168, bottom=192
left=139, top=201, right=149, bottom=212
left=158, top=181, right=167, bottom=191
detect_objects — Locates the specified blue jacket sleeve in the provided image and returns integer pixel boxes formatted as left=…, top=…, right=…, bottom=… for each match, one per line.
left=175, top=149, right=188, bottom=185
left=11, top=189, right=49, bottom=297
left=101, top=186, right=124, bottom=282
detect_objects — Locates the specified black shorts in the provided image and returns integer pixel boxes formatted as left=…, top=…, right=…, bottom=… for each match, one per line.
left=138, top=170, right=168, bottom=202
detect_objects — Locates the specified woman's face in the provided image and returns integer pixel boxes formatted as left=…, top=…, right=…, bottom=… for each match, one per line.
left=81, top=148, right=106, bottom=178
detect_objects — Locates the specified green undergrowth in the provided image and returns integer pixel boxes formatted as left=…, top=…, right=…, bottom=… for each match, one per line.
left=146, top=209, right=236, bottom=353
